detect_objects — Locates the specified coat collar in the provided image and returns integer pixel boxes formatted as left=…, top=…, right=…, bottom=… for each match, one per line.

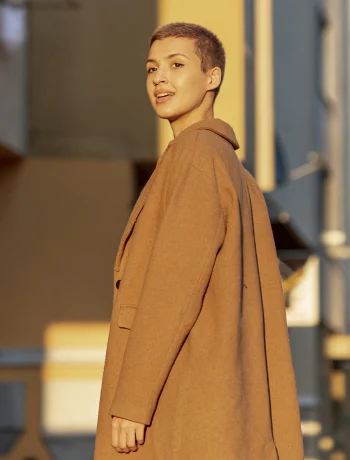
left=167, top=118, right=240, bottom=150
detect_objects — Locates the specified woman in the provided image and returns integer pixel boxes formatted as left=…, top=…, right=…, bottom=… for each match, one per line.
left=94, top=22, right=304, bottom=460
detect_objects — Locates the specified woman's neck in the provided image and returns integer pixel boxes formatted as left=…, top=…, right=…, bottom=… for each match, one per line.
left=170, top=106, right=214, bottom=138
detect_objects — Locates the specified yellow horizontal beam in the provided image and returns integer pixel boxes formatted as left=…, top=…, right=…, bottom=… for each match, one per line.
left=44, top=322, right=109, bottom=348
left=42, top=363, right=104, bottom=381
left=325, top=334, right=350, bottom=360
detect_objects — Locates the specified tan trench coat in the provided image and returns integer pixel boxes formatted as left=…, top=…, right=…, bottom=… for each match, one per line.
left=94, top=119, right=304, bottom=460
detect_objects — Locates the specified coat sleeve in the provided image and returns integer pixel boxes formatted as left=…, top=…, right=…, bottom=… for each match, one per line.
left=109, top=159, right=226, bottom=425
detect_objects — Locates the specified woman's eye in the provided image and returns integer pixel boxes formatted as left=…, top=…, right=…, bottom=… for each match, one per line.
left=147, top=68, right=156, bottom=74
left=172, top=62, right=184, bottom=68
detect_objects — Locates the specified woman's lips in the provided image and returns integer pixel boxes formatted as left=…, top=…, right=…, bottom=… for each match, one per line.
left=156, top=94, right=174, bottom=104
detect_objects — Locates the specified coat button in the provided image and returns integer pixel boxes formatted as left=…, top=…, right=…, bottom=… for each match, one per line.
left=116, top=279, right=121, bottom=289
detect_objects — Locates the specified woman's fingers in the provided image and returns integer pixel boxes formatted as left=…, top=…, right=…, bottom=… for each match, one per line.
left=111, top=416, right=145, bottom=453
left=136, top=424, right=145, bottom=446
left=126, top=428, right=138, bottom=452
left=118, top=429, right=130, bottom=453
left=112, top=417, right=123, bottom=453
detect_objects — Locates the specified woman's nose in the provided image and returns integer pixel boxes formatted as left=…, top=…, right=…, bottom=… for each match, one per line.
left=153, top=70, right=168, bottom=85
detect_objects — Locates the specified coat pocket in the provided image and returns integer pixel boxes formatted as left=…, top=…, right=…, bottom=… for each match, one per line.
left=117, top=304, right=137, bottom=329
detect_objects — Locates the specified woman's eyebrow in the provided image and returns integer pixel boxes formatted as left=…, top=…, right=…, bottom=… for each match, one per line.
left=146, top=53, right=189, bottom=65
left=167, top=53, right=189, bottom=60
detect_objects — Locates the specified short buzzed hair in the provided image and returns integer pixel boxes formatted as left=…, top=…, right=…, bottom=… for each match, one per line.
left=150, top=22, right=226, bottom=99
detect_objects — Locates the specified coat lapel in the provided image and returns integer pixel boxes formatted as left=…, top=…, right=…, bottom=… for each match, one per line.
left=114, top=166, right=158, bottom=272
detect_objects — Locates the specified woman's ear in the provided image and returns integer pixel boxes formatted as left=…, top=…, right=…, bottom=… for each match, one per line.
left=207, top=67, right=222, bottom=91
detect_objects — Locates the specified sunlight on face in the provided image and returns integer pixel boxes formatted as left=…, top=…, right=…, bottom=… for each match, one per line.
left=146, top=37, right=211, bottom=122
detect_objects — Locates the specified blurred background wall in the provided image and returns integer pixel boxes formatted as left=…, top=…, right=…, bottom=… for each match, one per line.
left=1, top=0, right=350, bottom=459
left=28, top=0, right=156, bottom=159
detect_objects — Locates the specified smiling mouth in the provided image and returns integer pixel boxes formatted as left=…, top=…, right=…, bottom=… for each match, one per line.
left=156, top=93, right=174, bottom=104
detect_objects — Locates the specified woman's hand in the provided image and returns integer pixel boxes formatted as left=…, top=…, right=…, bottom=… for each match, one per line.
left=111, top=416, right=146, bottom=453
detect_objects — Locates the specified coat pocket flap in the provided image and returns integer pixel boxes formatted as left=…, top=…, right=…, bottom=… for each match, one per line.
left=117, top=305, right=137, bottom=329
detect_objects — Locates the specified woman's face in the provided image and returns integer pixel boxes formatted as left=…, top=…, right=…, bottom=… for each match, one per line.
left=146, top=37, right=212, bottom=122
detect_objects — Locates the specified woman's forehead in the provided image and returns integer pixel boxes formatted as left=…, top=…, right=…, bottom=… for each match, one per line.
left=147, top=37, right=197, bottom=61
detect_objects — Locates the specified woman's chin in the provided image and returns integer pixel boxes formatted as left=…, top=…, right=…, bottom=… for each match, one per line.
left=156, top=109, right=182, bottom=122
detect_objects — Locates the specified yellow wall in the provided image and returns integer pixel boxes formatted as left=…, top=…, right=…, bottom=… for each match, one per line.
left=157, top=0, right=245, bottom=160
